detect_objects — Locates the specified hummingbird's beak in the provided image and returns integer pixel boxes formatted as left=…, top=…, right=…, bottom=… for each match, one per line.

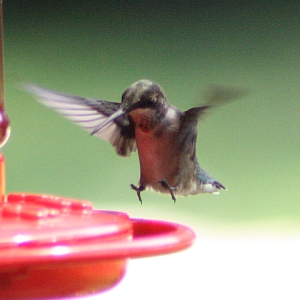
left=91, top=108, right=126, bottom=135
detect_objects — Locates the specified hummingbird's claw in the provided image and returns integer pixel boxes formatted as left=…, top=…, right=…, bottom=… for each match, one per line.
left=159, top=180, right=176, bottom=203
left=130, top=184, right=145, bottom=204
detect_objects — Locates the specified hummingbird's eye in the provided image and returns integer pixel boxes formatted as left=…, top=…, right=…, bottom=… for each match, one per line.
left=140, top=95, right=156, bottom=105
left=128, top=95, right=158, bottom=111
left=145, top=97, right=157, bottom=107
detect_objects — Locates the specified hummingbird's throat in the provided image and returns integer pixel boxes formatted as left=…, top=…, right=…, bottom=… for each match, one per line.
left=129, top=108, right=157, bottom=133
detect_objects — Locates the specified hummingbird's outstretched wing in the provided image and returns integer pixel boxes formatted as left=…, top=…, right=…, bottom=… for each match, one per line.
left=178, top=106, right=209, bottom=160
left=178, top=85, right=248, bottom=159
left=23, top=84, right=136, bottom=156
left=178, top=107, right=226, bottom=194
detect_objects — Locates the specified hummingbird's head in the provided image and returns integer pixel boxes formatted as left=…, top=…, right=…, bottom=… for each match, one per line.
left=121, top=80, right=167, bottom=111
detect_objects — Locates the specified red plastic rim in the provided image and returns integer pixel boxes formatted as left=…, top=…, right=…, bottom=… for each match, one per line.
left=0, top=217, right=195, bottom=267
left=0, top=193, right=195, bottom=268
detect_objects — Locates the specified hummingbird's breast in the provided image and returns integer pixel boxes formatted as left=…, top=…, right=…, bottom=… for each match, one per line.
left=129, top=106, right=181, bottom=193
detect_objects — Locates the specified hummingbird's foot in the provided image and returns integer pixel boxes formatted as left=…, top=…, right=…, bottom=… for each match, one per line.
left=158, top=180, right=176, bottom=203
left=130, top=184, right=145, bottom=204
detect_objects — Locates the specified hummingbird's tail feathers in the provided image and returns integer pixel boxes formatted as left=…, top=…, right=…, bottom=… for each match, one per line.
left=197, top=167, right=226, bottom=194
left=213, top=180, right=226, bottom=190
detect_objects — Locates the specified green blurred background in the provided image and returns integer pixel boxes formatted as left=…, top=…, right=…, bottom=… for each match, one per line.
left=2, top=0, right=300, bottom=226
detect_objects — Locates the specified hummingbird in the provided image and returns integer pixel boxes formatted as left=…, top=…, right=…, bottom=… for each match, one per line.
left=24, top=80, right=245, bottom=203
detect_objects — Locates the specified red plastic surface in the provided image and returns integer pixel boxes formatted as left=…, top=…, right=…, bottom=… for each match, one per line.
left=0, top=193, right=131, bottom=250
left=0, top=193, right=195, bottom=266
left=0, top=191, right=195, bottom=299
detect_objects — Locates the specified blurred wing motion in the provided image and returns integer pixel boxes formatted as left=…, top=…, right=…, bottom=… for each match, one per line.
left=23, top=83, right=136, bottom=156
left=179, top=85, right=248, bottom=159
left=201, top=84, right=250, bottom=107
